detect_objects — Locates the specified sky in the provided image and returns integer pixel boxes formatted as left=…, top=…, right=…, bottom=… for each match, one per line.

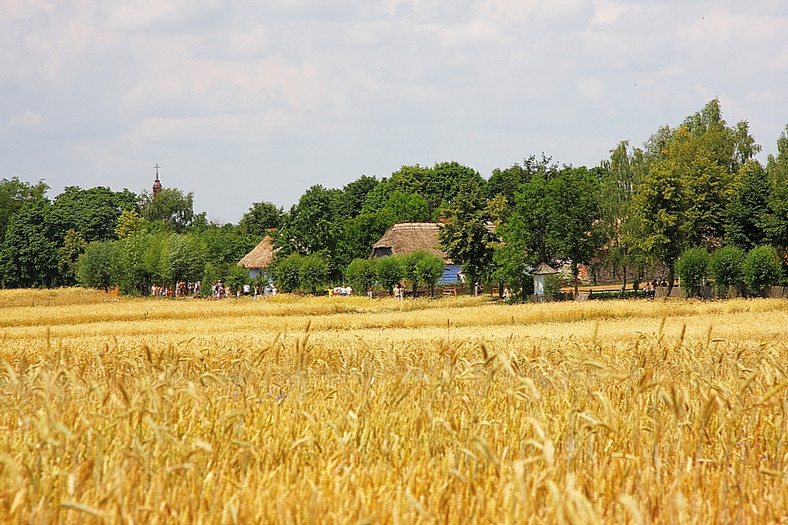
left=2, top=1, right=787, bottom=224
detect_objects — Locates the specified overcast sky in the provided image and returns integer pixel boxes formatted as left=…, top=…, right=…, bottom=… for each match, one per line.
left=2, top=1, right=787, bottom=223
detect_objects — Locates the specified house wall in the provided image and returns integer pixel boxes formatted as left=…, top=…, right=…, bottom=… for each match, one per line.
left=439, top=264, right=462, bottom=284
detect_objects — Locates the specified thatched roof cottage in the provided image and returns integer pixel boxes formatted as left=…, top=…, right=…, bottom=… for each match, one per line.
left=371, top=222, right=462, bottom=284
left=370, top=222, right=450, bottom=261
left=238, top=235, right=277, bottom=279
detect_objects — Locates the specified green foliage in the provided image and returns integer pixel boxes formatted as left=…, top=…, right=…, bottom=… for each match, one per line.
left=114, top=232, right=167, bottom=295
left=338, top=212, right=393, bottom=265
left=763, top=127, right=788, bottom=250
left=237, top=201, right=283, bottom=238
left=723, top=161, right=769, bottom=251
left=0, top=177, right=48, bottom=245
left=276, top=185, right=342, bottom=279
left=709, top=246, right=745, bottom=298
left=375, top=256, right=404, bottom=295
left=141, top=187, right=203, bottom=233
left=346, top=258, right=378, bottom=294
left=543, top=274, right=562, bottom=297
left=273, top=253, right=304, bottom=293
left=77, top=241, right=117, bottom=290
left=196, top=223, right=257, bottom=267
left=438, top=181, right=497, bottom=286
left=742, top=245, right=783, bottom=297
left=299, top=254, right=330, bottom=294
left=403, top=250, right=428, bottom=295
left=381, top=192, right=430, bottom=223
left=415, top=253, right=444, bottom=297
left=338, top=175, right=379, bottom=220
left=676, top=247, right=710, bottom=298
left=51, top=186, right=138, bottom=243
left=58, top=229, right=88, bottom=285
left=161, top=234, right=206, bottom=287
left=489, top=243, right=531, bottom=302
left=0, top=200, right=59, bottom=288
left=116, top=209, right=145, bottom=239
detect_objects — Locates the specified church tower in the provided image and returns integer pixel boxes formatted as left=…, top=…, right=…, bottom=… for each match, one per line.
left=152, top=163, right=162, bottom=196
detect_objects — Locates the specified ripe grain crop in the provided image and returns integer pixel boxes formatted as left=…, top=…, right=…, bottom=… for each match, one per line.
left=1, top=290, right=787, bottom=523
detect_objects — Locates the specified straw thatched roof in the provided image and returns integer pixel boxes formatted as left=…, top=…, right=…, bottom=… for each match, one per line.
left=371, top=222, right=451, bottom=262
left=238, top=235, right=277, bottom=269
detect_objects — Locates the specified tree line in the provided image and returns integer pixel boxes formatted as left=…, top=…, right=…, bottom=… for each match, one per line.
left=1, top=99, right=787, bottom=297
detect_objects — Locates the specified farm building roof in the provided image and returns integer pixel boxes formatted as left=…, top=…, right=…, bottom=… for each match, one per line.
left=370, top=222, right=451, bottom=262
left=532, top=262, right=559, bottom=275
left=238, top=235, right=277, bottom=270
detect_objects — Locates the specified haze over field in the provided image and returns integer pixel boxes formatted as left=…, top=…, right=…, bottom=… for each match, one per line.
left=2, top=1, right=787, bottom=223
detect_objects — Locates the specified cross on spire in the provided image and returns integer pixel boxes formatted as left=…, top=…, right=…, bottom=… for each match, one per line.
left=152, top=163, right=162, bottom=195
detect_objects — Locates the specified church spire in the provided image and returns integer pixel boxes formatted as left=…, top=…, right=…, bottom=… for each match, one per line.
left=152, top=163, right=162, bottom=196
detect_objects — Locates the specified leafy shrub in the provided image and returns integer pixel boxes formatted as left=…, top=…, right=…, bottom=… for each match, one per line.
left=346, top=258, right=377, bottom=294
left=709, top=246, right=745, bottom=298
left=742, top=245, right=783, bottom=297
left=676, top=247, right=709, bottom=298
left=544, top=274, right=562, bottom=297
left=415, top=253, right=444, bottom=297
left=299, top=254, right=329, bottom=294
left=76, top=240, right=117, bottom=291
left=273, top=253, right=304, bottom=293
left=376, top=256, right=404, bottom=295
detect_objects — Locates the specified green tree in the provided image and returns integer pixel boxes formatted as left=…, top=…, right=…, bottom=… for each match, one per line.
left=114, top=231, right=168, bottom=295
left=632, top=100, right=759, bottom=293
left=161, top=234, right=206, bottom=289
left=545, top=166, right=603, bottom=296
left=196, top=223, right=257, bottom=267
left=742, top=245, right=783, bottom=297
left=763, top=126, right=788, bottom=250
left=0, top=177, right=48, bottom=245
left=337, top=212, right=393, bottom=265
left=115, top=209, right=145, bottom=239
left=51, top=186, right=138, bottom=243
left=276, top=185, right=341, bottom=267
left=600, top=141, right=644, bottom=296
left=376, top=256, right=404, bottom=295
left=438, top=181, right=497, bottom=287
left=346, top=258, right=378, bottom=294
left=676, top=247, right=710, bottom=298
left=237, top=201, right=283, bottom=238
left=415, top=252, right=444, bottom=297
left=299, top=253, right=330, bottom=294
left=141, top=187, right=204, bottom=233
left=0, top=200, right=59, bottom=288
left=273, top=253, right=304, bottom=293
left=381, top=192, right=430, bottom=223
left=58, top=229, right=88, bottom=284
left=709, top=246, right=745, bottom=298
left=338, top=175, right=379, bottom=220
left=402, top=250, right=428, bottom=296
left=724, top=161, right=770, bottom=251
left=497, top=157, right=562, bottom=268
left=76, top=241, right=118, bottom=291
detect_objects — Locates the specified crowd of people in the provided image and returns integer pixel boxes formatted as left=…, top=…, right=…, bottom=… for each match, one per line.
left=151, top=281, right=200, bottom=298
left=328, top=285, right=353, bottom=297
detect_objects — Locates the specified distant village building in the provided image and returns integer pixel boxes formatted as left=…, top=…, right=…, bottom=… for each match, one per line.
left=370, top=222, right=461, bottom=284
left=532, top=262, right=559, bottom=302
left=238, top=235, right=277, bottom=279
left=152, top=163, right=162, bottom=196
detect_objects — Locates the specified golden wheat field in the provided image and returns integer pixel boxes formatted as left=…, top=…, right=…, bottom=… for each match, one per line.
left=1, top=288, right=788, bottom=524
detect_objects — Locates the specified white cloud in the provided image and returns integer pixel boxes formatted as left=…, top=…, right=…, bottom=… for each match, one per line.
left=8, top=111, right=46, bottom=129
left=578, top=78, right=606, bottom=101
